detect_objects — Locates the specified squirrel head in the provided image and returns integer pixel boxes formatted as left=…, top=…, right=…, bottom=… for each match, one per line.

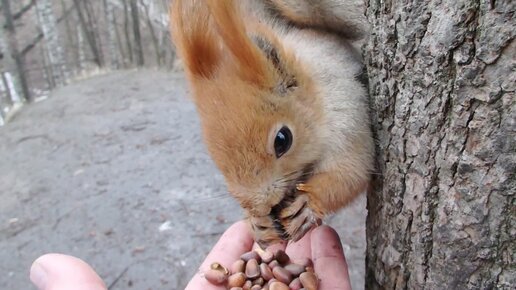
left=171, top=0, right=325, bottom=216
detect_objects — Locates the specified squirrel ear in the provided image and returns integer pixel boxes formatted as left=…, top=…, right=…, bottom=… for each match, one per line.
left=170, top=0, right=221, bottom=80
left=206, top=0, right=276, bottom=88
left=252, top=36, right=298, bottom=95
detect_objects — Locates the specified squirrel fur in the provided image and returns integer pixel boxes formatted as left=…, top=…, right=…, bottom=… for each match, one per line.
left=170, top=0, right=374, bottom=246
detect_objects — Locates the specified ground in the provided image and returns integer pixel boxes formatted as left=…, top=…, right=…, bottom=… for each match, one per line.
left=0, top=70, right=366, bottom=290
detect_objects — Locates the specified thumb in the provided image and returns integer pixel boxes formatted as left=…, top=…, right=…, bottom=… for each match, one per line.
left=311, top=226, right=352, bottom=290
left=30, top=253, right=107, bottom=290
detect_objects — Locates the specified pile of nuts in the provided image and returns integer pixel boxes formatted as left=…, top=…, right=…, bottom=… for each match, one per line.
left=204, top=248, right=319, bottom=290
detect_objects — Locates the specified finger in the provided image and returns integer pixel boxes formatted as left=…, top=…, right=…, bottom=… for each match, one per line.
left=185, top=220, right=254, bottom=290
left=30, top=253, right=106, bottom=290
left=285, top=227, right=313, bottom=262
left=311, top=226, right=352, bottom=290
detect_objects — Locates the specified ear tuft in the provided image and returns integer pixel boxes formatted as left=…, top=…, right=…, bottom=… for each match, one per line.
left=251, top=35, right=298, bottom=95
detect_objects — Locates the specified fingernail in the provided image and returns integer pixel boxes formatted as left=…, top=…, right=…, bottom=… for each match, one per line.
left=30, top=261, right=48, bottom=290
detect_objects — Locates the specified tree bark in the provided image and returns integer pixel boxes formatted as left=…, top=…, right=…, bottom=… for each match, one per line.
left=60, top=0, right=75, bottom=71
left=122, top=0, right=134, bottom=63
left=35, top=0, right=68, bottom=87
left=83, top=0, right=105, bottom=65
left=140, top=0, right=161, bottom=66
left=130, top=0, right=144, bottom=66
left=0, top=14, right=14, bottom=110
left=104, top=0, right=119, bottom=69
left=73, top=0, right=103, bottom=67
left=12, top=0, right=35, bottom=21
left=76, top=18, right=86, bottom=71
left=1, top=0, right=30, bottom=101
left=364, top=1, right=515, bottom=289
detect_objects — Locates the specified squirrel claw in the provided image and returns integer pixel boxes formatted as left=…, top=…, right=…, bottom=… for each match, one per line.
left=279, top=194, right=321, bottom=242
left=296, top=183, right=312, bottom=193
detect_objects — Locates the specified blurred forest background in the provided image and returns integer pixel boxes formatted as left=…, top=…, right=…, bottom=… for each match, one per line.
left=0, top=0, right=176, bottom=126
left=0, top=2, right=370, bottom=289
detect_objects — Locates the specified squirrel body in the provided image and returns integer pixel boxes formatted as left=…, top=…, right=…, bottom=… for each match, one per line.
left=170, top=0, right=374, bottom=246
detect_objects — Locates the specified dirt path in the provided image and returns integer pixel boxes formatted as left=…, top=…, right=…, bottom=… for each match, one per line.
left=0, top=70, right=366, bottom=290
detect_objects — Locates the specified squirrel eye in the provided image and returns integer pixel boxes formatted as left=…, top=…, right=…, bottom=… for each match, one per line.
left=274, top=126, right=293, bottom=158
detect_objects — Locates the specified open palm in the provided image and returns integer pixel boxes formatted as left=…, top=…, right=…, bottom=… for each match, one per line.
left=30, top=221, right=352, bottom=290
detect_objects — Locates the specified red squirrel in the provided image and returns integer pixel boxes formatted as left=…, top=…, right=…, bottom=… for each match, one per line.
left=170, top=0, right=374, bottom=247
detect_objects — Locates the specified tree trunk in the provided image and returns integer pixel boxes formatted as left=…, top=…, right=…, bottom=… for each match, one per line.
left=364, top=1, right=515, bottom=289
left=76, top=18, right=86, bottom=71
left=83, top=0, right=105, bottom=65
left=40, top=41, right=53, bottom=90
left=104, top=0, right=119, bottom=69
left=130, top=0, right=144, bottom=66
left=60, top=0, right=75, bottom=71
left=0, top=16, right=14, bottom=111
left=113, top=10, right=128, bottom=68
left=73, top=0, right=102, bottom=67
left=1, top=0, right=30, bottom=101
left=140, top=0, right=161, bottom=66
left=122, top=0, right=134, bottom=64
left=35, top=0, right=68, bottom=88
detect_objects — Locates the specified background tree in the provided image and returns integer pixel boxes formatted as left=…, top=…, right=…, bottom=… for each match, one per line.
left=35, top=0, right=68, bottom=87
left=103, top=0, right=119, bottom=69
left=140, top=0, right=161, bottom=66
left=1, top=0, right=30, bottom=101
left=130, top=0, right=144, bottom=67
left=364, top=0, right=514, bottom=289
left=73, top=0, right=103, bottom=67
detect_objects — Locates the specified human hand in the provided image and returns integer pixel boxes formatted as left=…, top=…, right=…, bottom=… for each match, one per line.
left=29, top=221, right=351, bottom=290
left=30, top=253, right=107, bottom=290
left=186, top=220, right=352, bottom=290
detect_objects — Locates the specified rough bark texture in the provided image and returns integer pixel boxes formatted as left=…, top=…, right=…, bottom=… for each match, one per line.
left=364, top=0, right=515, bottom=289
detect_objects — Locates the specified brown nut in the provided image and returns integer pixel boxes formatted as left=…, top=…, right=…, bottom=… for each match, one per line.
left=289, top=278, right=303, bottom=290
left=272, top=266, right=292, bottom=284
left=262, top=284, right=270, bottom=290
left=260, top=263, right=274, bottom=281
left=210, top=262, right=229, bottom=275
left=228, top=272, right=247, bottom=288
left=241, top=251, right=261, bottom=263
left=204, top=269, right=228, bottom=285
left=231, top=259, right=246, bottom=274
left=268, top=260, right=280, bottom=269
left=243, top=280, right=253, bottom=290
left=274, top=250, right=290, bottom=265
left=284, top=263, right=306, bottom=277
left=245, top=259, right=261, bottom=279
left=250, top=285, right=262, bottom=290
left=294, top=257, right=313, bottom=268
left=299, top=272, right=318, bottom=290
left=255, top=248, right=274, bottom=263
left=252, top=277, right=265, bottom=286
left=230, top=288, right=243, bottom=290
left=269, top=281, right=290, bottom=290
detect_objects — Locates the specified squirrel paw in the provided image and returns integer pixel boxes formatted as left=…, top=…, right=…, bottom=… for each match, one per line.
left=248, top=192, right=322, bottom=247
left=247, top=215, right=284, bottom=248
left=275, top=194, right=322, bottom=242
